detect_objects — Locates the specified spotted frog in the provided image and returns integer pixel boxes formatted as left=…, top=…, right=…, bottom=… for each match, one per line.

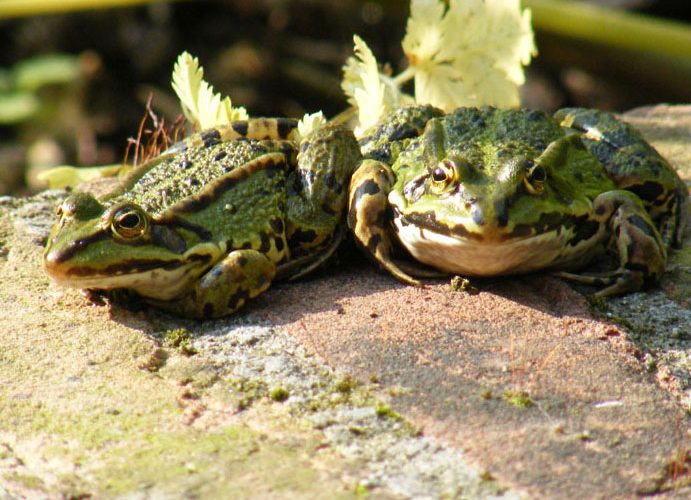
left=44, top=119, right=360, bottom=318
left=348, top=105, right=687, bottom=296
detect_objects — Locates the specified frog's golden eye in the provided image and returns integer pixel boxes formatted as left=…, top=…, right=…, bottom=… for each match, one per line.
left=429, top=159, right=457, bottom=192
left=523, top=160, right=546, bottom=195
left=112, top=207, right=147, bottom=239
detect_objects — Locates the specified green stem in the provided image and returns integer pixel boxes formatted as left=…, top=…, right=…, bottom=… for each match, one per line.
left=524, top=0, right=691, bottom=59
left=392, top=66, right=415, bottom=87
left=329, top=106, right=357, bottom=127
left=0, top=0, right=168, bottom=19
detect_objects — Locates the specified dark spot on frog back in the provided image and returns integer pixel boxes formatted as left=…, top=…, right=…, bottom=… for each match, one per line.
left=366, top=143, right=392, bottom=163
left=389, top=124, right=421, bottom=142
left=269, top=218, right=284, bottom=234
left=201, top=129, right=221, bottom=147
left=264, top=160, right=284, bottom=178
left=277, top=118, right=298, bottom=139
left=259, top=232, right=272, bottom=253
left=324, top=171, right=343, bottom=193
left=496, top=144, right=517, bottom=159
left=524, top=109, right=546, bottom=122
left=274, top=236, right=285, bottom=252
left=232, top=121, right=249, bottom=136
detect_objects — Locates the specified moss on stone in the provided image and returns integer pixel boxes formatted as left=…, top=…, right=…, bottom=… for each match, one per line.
left=270, top=386, right=290, bottom=402
left=502, top=389, right=534, bottom=408
left=162, top=328, right=198, bottom=356
left=334, top=374, right=359, bottom=394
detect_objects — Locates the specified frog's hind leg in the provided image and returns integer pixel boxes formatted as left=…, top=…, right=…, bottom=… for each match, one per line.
left=348, top=159, right=423, bottom=286
left=555, top=107, right=687, bottom=248
left=555, top=190, right=666, bottom=296
left=151, top=249, right=276, bottom=319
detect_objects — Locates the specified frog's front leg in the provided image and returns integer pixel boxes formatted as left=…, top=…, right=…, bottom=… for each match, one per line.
left=556, top=190, right=666, bottom=296
left=151, top=250, right=276, bottom=319
left=348, top=159, right=423, bottom=286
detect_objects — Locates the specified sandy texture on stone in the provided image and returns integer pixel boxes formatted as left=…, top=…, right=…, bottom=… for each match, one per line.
left=259, top=265, right=687, bottom=497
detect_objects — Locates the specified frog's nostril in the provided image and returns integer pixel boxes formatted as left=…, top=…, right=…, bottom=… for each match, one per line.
left=471, top=207, right=485, bottom=226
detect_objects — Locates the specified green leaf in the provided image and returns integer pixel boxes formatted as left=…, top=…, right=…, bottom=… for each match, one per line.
left=38, top=164, right=125, bottom=190
left=13, top=54, right=81, bottom=92
left=0, top=92, right=39, bottom=124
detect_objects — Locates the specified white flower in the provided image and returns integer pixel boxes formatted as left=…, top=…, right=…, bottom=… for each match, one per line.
left=295, top=111, right=327, bottom=141
left=402, top=0, right=536, bottom=110
left=171, top=51, right=248, bottom=129
left=342, top=35, right=411, bottom=136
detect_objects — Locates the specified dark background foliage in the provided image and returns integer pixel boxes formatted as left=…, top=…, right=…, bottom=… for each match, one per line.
left=0, top=0, right=689, bottom=195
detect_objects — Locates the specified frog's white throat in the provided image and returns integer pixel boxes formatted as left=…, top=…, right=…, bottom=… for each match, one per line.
left=391, top=216, right=604, bottom=276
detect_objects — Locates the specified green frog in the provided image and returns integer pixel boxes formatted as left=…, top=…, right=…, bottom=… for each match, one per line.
left=348, top=105, right=688, bottom=296
left=44, top=118, right=360, bottom=318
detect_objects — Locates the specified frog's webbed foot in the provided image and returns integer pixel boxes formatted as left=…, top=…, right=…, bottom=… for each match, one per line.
left=348, top=159, right=423, bottom=287
left=554, top=269, right=645, bottom=297
left=152, top=250, right=276, bottom=319
left=557, top=189, right=666, bottom=296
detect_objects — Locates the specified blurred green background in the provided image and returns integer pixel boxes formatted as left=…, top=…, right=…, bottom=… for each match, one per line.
left=1, top=0, right=690, bottom=195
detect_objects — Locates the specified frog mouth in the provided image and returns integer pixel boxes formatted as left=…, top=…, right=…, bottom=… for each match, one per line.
left=393, top=209, right=486, bottom=242
left=44, top=255, right=194, bottom=292
left=392, top=203, right=602, bottom=244
left=43, top=245, right=218, bottom=300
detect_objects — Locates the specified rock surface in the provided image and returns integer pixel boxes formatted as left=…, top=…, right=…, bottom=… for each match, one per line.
left=1, top=105, right=689, bottom=498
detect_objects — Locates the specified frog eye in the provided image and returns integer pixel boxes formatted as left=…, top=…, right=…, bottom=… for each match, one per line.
left=523, top=161, right=546, bottom=195
left=111, top=206, right=148, bottom=239
left=429, top=159, right=457, bottom=191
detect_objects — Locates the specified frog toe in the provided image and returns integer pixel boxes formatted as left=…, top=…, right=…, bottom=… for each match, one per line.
left=554, top=268, right=647, bottom=296
left=393, top=259, right=449, bottom=281
left=381, top=260, right=425, bottom=287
